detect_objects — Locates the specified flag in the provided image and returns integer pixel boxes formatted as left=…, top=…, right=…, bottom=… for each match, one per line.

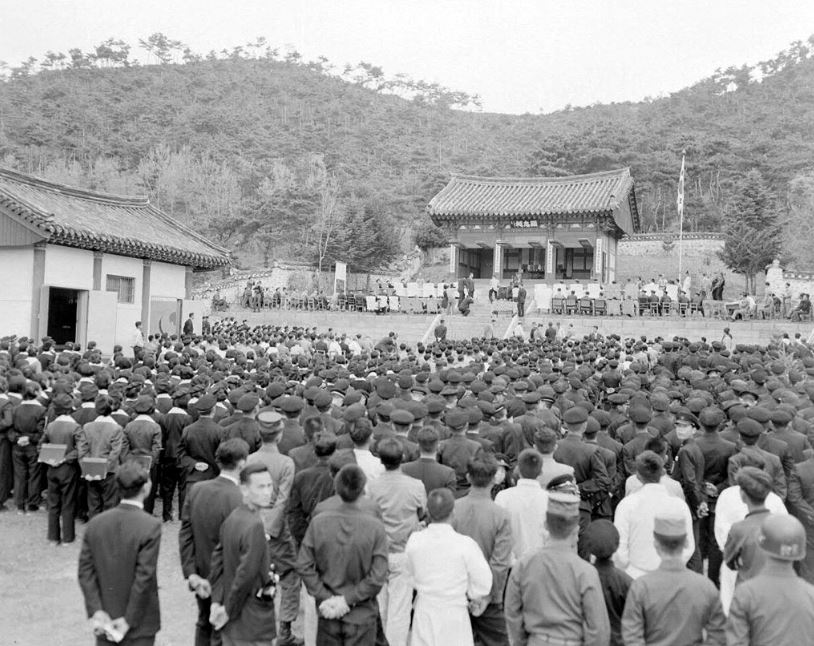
left=676, top=154, right=685, bottom=221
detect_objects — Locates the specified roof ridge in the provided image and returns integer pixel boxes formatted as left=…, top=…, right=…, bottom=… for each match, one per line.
left=450, top=168, right=630, bottom=184
left=0, top=167, right=150, bottom=207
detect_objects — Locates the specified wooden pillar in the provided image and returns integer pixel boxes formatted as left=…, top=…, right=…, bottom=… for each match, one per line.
left=92, top=251, right=103, bottom=291
left=29, top=242, right=46, bottom=339
left=141, top=260, right=151, bottom=333
left=185, top=266, right=194, bottom=299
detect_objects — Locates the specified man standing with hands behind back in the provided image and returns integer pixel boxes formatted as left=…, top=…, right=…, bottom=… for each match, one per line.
left=78, top=462, right=162, bottom=646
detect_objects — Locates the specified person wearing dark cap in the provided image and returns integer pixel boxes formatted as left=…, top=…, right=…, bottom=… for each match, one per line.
left=620, top=403, right=657, bottom=477
left=223, top=393, right=262, bottom=454
left=40, top=392, right=81, bottom=544
left=247, top=410, right=303, bottom=646
left=402, top=427, right=457, bottom=496
left=554, top=405, right=610, bottom=559
left=297, top=464, right=388, bottom=646
left=78, top=461, right=161, bottom=646
left=789, top=448, right=814, bottom=584
left=406, top=487, right=493, bottom=646
left=11, top=381, right=47, bottom=513
left=769, top=407, right=812, bottom=464
left=728, top=418, right=787, bottom=501
left=278, top=396, right=307, bottom=456
left=451, top=453, right=512, bottom=645
left=177, top=393, right=224, bottom=495
left=726, top=515, right=814, bottom=645
left=179, top=439, right=249, bottom=646
left=614, top=451, right=695, bottom=579
left=584, top=519, right=631, bottom=646
left=622, top=511, right=725, bottom=646
left=77, top=395, right=125, bottom=519
left=723, top=467, right=776, bottom=587
left=438, top=408, right=484, bottom=498
left=158, top=388, right=194, bottom=522
left=122, top=396, right=162, bottom=515
left=695, top=405, right=738, bottom=587
left=505, top=492, right=610, bottom=646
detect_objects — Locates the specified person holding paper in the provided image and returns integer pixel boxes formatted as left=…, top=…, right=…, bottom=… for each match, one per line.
left=77, top=395, right=124, bottom=518
left=40, top=392, right=81, bottom=544
left=78, top=461, right=162, bottom=646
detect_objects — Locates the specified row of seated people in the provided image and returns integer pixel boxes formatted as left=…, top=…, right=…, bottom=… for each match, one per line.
left=547, top=290, right=705, bottom=317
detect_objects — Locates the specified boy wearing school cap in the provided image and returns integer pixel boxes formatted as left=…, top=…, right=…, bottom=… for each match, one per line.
left=622, top=511, right=725, bottom=646
left=726, top=515, right=814, bottom=645
left=728, top=418, right=787, bottom=501
left=505, top=492, right=610, bottom=646
left=41, top=392, right=81, bottom=544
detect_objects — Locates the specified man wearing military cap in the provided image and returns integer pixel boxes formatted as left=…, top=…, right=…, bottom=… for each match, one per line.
left=177, top=394, right=224, bottom=493
left=554, top=405, right=610, bottom=558
left=505, top=491, right=610, bottom=646
left=277, top=396, right=307, bottom=456
left=223, top=393, right=262, bottom=454
left=438, top=408, right=484, bottom=498
left=622, top=511, right=725, bottom=646
left=726, top=515, right=814, bottom=645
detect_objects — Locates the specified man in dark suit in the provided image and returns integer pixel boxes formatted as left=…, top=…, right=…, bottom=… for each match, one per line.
left=516, top=282, right=527, bottom=318
left=78, top=462, right=162, bottom=646
left=178, top=394, right=225, bottom=489
left=179, top=439, right=249, bottom=646
left=183, top=313, right=195, bottom=337
left=287, top=432, right=338, bottom=547
left=554, top=406, right=610, bottom=559
left=402, top=427, right=456, bottom=495
left=210, top=463, right=277, bottom=645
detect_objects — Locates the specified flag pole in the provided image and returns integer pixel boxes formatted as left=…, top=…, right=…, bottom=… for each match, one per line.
left=678, top=153, right=685, bottom=279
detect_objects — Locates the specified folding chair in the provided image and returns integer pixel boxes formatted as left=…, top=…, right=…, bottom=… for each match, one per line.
left=579, top=297, right=593, bottom=316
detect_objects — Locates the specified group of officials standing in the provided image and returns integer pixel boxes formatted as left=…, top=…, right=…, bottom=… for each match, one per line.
left=5, top=321, right=814, bottom=645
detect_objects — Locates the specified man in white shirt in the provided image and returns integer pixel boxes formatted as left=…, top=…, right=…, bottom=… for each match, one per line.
left=614, top=451, right=694, bottom=579
left=348, top=419, right=384, bottom=486
left=495, top=449, right=549, bottom=562
left=535, top=428, right=575, bottom=489
left=130, top=321, right=145, bottom=361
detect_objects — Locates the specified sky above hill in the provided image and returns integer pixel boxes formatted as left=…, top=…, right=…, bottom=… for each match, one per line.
left=3, top=0, right=814, bottom=114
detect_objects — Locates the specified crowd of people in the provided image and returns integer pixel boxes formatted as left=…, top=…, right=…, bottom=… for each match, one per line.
left=4, top=317, right=814, bottom=645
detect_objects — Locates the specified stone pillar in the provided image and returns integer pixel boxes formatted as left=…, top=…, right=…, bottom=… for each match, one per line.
left=493, top=243, right=503, bottom=280
left=448, top=244, right=459, bottom=278
left=141, top=260, right=151, bottom=332
left=92, top=251, right=103, bottom=291
left=30, top=242, right=47, bottom=339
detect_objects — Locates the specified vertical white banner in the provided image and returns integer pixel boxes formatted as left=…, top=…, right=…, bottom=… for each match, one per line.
left=333, top=261, right=347, bottom=296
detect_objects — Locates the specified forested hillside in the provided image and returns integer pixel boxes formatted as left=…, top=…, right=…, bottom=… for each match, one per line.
left=1, top=35, right=813, bottom=269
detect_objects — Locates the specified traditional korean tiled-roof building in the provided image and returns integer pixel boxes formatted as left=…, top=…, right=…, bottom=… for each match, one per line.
left=0, top=168, right=230, bottom=351
left=428, top=168, right=639, bottom=283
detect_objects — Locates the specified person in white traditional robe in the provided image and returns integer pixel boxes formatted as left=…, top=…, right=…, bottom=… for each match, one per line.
left=405, top=488, right=492, bottom=646
left=714, top=481, right=788, bottom=614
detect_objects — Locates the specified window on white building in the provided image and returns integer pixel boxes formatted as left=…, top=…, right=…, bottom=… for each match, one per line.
left=106, top=275, right=135, bottom=303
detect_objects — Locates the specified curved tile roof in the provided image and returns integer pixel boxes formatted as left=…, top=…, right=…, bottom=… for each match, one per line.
left=0, top=168, right=231, bottom=269
left=428, top=168, right=639, bottom=233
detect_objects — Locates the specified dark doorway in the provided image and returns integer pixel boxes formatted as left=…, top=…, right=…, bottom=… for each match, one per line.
left=47, top=288, right=79, bottom=345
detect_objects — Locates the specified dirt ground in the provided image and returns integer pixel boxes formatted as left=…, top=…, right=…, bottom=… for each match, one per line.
left=0, top=509, right=197, bottom=646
